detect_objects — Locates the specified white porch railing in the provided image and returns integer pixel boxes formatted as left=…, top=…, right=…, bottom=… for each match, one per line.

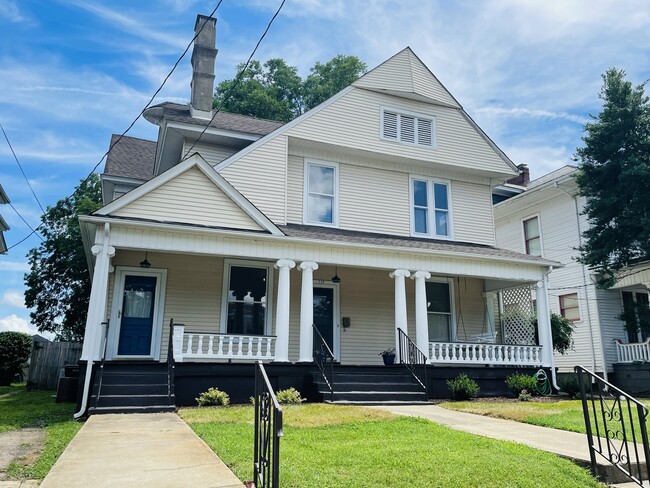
left=429, top=342, right=543, bottom=366
left=615, top=338, right=650, bottom=364
left=172, top=324, right=276, bottom=362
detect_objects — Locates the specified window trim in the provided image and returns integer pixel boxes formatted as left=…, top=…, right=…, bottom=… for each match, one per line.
left=303, top=158, right=340, bottom=228
left=559, top=292, right=581, bottom=323
left=409, top=175, right=453, bottom=240
left=380, top=106, right=437, bottom=148
left=426, top=276, right=457, bottom=342
left=220, top=258, right=275, bottom=336
left=521, top=213, right=543, bottom=257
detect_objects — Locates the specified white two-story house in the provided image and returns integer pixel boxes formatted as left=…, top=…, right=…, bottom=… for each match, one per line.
left=76, top=15, right=560, bottom=415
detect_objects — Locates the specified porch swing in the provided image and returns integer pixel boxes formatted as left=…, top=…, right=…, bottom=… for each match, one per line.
left=453, top=276, right=498, bottom=345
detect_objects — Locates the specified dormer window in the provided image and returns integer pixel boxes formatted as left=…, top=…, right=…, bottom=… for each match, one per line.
left=381, top=107, right=435, bottom=148
left=304, top=159, right=339, bottom=227
left=410, top=176, right=451, bottom=239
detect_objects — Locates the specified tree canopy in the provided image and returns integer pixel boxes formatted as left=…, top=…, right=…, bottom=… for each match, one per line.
left=213, top=55, right=367, bottom=122
left=575, top=68, right=650, bottom=287
left=24, top=175, right=102, bottom=340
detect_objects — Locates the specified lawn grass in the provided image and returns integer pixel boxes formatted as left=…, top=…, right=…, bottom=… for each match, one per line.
left=0, top=386, right=82, bottom=480
left=0, top=383, right=25, bottom=396
left=180, top=404, right=601, bottom=488
left=440, top=397, right=649, bottom=439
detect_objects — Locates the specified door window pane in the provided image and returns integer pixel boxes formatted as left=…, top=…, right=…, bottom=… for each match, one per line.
left=226, top=266, right=267, bottom=335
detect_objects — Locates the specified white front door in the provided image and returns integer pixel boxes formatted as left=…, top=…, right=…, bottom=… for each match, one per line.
left=108, top=267, right=167, bottom=360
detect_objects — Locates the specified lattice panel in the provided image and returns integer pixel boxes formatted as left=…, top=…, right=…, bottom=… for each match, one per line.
left=499, top=286, right=537, bottom=345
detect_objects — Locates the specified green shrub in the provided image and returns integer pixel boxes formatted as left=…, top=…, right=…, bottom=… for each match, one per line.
left=447, top=374, right=480, bottom=400
left=505, top=373, right=537, bottom=396
left=196, top=387, right=230, bottom=407
left=0, top=332, right=32, bottom=386
left=518, top=389, right=532, bottom=402
left=275, top=387, right=305, bottom=405
left=558, top=374, right=581, bottom=398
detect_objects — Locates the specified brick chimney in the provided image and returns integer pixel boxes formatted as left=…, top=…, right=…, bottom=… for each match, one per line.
left=507, top=163, right=530, bottom=187
left=190, top=15, right=217, bottom=120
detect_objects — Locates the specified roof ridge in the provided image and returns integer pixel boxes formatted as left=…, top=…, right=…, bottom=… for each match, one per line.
left=110, top=134, right=157, bottom=144
left=160, top=101, right=285, bottom=125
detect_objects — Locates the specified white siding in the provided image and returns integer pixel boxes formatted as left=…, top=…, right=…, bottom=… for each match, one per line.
left=220, top=135, right=287, bottom=224
left=286, top=155, right=303, bottom=224
left=112, top=166, right=263, bottom=231
left=452, top=181, right=495, bottom=245
left=285, top=88, right=513, bottom=176
left=596, top=287, right=629, bottom=369
left=184, top=141, right=238, bottom=166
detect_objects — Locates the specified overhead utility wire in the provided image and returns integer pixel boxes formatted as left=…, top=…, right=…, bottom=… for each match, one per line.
left=7, top=202, right=43, bottom=242
left=5, top=1, right=225, bottom=252
left=181, top=0, right=287, bottom=160
left=1, top=123, right=45, bottom=213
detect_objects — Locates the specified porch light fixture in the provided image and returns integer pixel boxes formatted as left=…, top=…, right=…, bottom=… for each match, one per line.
left=140, top=252, right=151, bottom=269
left=331, top=266, right=341, bottom=284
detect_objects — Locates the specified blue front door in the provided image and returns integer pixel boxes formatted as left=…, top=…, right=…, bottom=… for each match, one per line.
left=117, top=275, right=157, bottom=356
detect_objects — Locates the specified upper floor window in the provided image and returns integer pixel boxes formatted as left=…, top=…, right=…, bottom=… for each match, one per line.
left=304, top=160, right=339, bottom=227
left=381, top=108, right=435, bottom=148
left=523, top=216, right=542, bottom=256
left=411, top=177, right=451, bottom=238
left=559, top=293, right=580, bottom=322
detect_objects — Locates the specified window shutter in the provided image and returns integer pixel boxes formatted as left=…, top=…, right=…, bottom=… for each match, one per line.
left=417, top=118, right=433, bottom=146
left=383, top=111, right=398, bottom=139
left=400, top=115, right=415, bottom=143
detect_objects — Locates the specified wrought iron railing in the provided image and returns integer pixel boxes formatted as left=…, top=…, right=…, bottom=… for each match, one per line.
left=312, top=324, right=334, bottom=402
left=93, top=320, right=110, bottom=409
left=575, top=365, right=650, bottom=486
left=254, top=361, right=283, bottom=488
left=167, top=319, right=179, bottom=404
left=398, top=328, right=428, bottom=396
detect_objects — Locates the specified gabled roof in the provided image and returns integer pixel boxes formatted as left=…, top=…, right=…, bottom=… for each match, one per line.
left=0, top=183, right=9, bottom=204
left=104, top=135, right=157, bottom=181
left=527, top=165, right=577, bottom=189
left=353, top=47, right=461, bottom=108
left=144, top=102, right=284, bottom=135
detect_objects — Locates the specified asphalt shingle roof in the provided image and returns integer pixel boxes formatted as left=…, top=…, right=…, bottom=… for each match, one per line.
left=103, top=135, right=157, bottom=181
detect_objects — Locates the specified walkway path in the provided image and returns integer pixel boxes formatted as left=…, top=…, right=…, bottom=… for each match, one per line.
left=375, top=404, right=646, bottom=486
left=39, top=413, right=244, bottom=488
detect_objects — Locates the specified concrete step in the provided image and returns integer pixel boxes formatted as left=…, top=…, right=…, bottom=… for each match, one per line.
left=314, top=380, right=422, bottom=392
left=92, top=394, right=174, bottom=408
left=87, top=405, right=176, bottom=415
left=324, top=390, right=427, bottom=403
left=93, top=383, right=169, bottom=396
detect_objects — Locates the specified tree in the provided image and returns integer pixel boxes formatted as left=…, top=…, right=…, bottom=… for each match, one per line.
left=575, top=69, right=650, bottom=287
left=214, top=55, right=367, bottom=122
left=0, top=331, right=32, bottom=386
left=24, top=175, right=102, bottom=341
left=550, top=313, right=574, bottom=355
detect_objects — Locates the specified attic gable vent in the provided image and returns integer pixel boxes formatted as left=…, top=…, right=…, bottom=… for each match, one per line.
left=381, top=107, right=435, bottom=148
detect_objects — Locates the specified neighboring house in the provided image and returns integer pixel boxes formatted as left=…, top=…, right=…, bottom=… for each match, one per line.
left=494, top=166, right=649, bottom=388
left=76, top=15, right=560, bottom=415
left=0, top=183, right=9, bottom=254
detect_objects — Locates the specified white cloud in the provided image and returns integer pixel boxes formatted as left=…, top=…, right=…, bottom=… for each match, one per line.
left=0, top=0, right=27, bottom=23
left=0, top=314, right=34, bottom=334
left=1, top=290, right=24, bottom=308
left=0, top=261, right=29, bottom=272
left=475, top=107, right=589, bottom=125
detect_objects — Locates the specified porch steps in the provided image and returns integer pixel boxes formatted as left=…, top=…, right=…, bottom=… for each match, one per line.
left=88, top=362, right=175, bottom=415
left=313, top=366, right=428, bottom=404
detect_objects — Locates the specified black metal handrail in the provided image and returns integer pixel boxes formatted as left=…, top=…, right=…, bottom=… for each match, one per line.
left=167, top=319, right=179, bottom=403
left=398, top=328, right=428, bottom=397
left=312, top=324, right=334, bottom=402
left=576, top=365, right=650, bottom=486
left=254, top=361, right=283, bottom=488
left=93, top=320, right=110, bottom=409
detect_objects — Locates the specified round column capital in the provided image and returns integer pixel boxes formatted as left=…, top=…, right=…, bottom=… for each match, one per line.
left=275, top=259, right=296, bottom=270
left=298, top=261, right=319, bottom=272
left=389, top=269, right=411, bottom=279
left=411, top=271, right=431, bottom=280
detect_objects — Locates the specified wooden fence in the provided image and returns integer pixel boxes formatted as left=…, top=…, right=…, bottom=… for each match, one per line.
left=27, top=341, right=82, bottom=390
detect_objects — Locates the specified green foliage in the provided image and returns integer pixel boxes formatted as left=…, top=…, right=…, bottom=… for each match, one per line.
left=446, top=374, right=480, bottom=400
left=0, top=332, right=32, bottom=386
left=518, top=389, right=532, bottom=402
left=505, top=373, right=538, bottom=396
left=558, top=374, right=581, bottom=398
left=618, top=301, right=650, bottom=338
left=574, top=68, right=650, bottom=287
left=196, top=387, right=230, bottom=407
left=550, top=313, right=575, bottom=355
left=24, top=175, right=102, bottom=341
left=214, top=55, right=367, bottom=122
left=275, top=387, right=305, bottom=405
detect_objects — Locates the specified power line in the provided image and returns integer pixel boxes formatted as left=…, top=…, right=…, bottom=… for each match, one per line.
left=7, top=202, right=43, bottom=242
left=182, top=0, right=287, bottom=160
left=1, top=123, right=45, bottom=213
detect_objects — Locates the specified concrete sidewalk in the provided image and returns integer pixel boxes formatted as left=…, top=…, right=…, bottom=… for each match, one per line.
left=39, top=413, right=244, bottom=488
left=375, top=404, right=647, bottom=485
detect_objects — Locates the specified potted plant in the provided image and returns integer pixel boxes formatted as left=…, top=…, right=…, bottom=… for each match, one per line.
left=379, top=348, right=396, bottom=366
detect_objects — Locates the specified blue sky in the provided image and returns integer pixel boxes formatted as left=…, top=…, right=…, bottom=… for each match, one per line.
left=1, top=0, right=649, bottom=336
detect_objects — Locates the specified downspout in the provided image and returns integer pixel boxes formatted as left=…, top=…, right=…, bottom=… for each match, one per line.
left=554, top=183, right=606, bottom=380
left=543, top=266, right=561, bottom=391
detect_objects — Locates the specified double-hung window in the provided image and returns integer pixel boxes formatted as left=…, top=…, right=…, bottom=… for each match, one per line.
left=559, top=293, right=580, bottom=322
left=381, top=108, right=435, bottom=148
left=523, top=216, right=542, bottom=256
left=426, top=280, right=453, bottom=342
left=411, top=177, right=451, bottom=238
left=222, top=260, right=273, bottom=336
left=304, top=160, right=338, bottom=226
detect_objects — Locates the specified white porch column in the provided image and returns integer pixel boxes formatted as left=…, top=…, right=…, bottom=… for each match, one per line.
left=390, top=269, right=411, bottom=361
left=298, top=261, right=319, bottom=362
left=274, top=259, right=295, bottom=362
left=80, top=223, right=115, bottom=362
left=411, top=271, right=431, bottom=358
left=536, top=277, right=554, bottom=367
